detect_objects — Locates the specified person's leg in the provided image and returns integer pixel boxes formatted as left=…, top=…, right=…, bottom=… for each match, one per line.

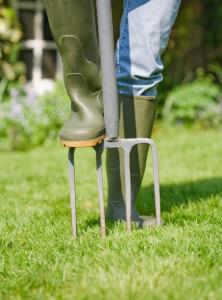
left=106, top=0, right=181, bottom=225
left=43, top=0, right=105, bottom=145
left=117, top=0, right=181, bottom=97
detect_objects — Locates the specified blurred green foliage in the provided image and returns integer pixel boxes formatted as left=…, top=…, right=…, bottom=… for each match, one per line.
left=163, top=69, right=222, bottom=127
left=0, top=0, right=25, bottom=101
left=0, top=81, right=69, bottom=150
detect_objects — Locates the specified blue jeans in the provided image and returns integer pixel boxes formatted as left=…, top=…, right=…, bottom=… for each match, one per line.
left=116, top=0, right=181, bottom=96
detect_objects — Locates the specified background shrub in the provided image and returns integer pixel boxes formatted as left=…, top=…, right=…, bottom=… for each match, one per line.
left=0, top=0, right=25, bottom=101
left=162, top=69, right=222, bottom=127
left=0, top=81, right=69, bottom=150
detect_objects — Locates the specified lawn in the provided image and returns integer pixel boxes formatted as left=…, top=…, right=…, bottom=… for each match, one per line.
left=0, top=125, right=222, bottom=300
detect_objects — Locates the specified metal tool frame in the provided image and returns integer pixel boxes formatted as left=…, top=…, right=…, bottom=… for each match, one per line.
left=68, top=138, right=161, bottom=238
left=67, top=0, right=161, bottom=237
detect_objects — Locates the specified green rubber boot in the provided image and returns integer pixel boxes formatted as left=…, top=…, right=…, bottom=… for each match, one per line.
left=106, top=94, right=158, bottom=227
left=43, top=0, right=105, bottom=146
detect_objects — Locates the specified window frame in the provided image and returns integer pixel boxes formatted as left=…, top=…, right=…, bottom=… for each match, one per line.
left=10, top=0, right=62, bottom=82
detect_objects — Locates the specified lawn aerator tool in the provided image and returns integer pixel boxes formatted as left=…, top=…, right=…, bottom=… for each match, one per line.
left=63, top=0, right=161, bottom=238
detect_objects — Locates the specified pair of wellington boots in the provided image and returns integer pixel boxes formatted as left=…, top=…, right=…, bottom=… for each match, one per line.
left=44, top=0, right=157, bottom=226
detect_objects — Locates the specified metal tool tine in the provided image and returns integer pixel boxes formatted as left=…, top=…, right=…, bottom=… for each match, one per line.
left=123, top=147, right=132, bottom=232
left=150, top=142, right=161, bottom=226
left=68, top=147, right=77, bottom=238
left=95, top=144, right=106, bottom=237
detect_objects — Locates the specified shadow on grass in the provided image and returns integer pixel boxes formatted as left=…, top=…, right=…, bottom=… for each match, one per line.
left=138, top=176, right=222, bottom=215
left=82, top=217, right=125, bottom=235
left=81, top=177, right=222, bottom=232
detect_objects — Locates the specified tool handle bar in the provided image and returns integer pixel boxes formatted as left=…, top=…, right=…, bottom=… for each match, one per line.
left=96, top=0, right=119, bottom=140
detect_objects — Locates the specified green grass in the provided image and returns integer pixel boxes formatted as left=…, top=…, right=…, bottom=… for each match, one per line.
left=0, top=125, right=222, bottom=300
